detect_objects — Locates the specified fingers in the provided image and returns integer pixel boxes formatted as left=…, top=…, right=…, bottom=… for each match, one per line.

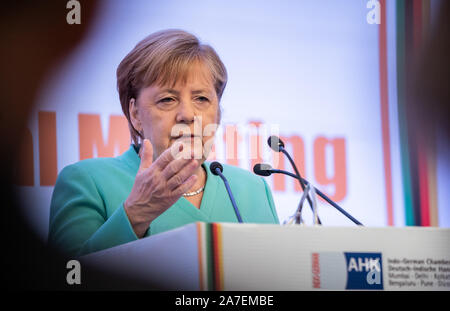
left=152, top=143, right=180, bottom=171
left=166, top=160, right=199, bottom=190
left=161, top=156, right=197, bottom=181
left=138, top=139, right=153, bottom=172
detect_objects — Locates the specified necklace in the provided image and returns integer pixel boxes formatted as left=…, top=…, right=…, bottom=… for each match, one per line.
left=183, top=186, right=205, bottom=197
left=183, top=166, right=207, bottom=197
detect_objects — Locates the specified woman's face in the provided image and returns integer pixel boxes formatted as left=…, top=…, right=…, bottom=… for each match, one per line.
left=130, top=62, right=220, bottom=162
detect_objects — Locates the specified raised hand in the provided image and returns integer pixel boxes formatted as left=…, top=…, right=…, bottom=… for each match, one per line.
left=124, top=139, right=200, bottom=237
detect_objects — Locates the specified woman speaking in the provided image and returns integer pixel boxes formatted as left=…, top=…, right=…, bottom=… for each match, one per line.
left=49, top=29, right=279, bottom=257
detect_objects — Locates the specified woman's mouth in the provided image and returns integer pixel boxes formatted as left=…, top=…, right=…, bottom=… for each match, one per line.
left=170, top=135, right=204, bottom=159
left=172, top=134, right=201, bottom=140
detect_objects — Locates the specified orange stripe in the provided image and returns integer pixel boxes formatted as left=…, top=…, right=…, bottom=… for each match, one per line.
left=379, top=0, right=394, bottom=226
left=196, top=222, right=204, bottom=291
left=212, top=224, right=224, bottom=290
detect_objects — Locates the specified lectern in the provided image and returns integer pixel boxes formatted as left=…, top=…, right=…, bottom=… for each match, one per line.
left=81, top=223, right=450, bottom=290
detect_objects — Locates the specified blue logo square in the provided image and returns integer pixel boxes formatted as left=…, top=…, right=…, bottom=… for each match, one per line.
left=344, top=252, right=383, bottom=290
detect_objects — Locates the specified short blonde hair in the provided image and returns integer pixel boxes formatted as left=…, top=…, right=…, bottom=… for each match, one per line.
left=116, top=29, right=228, bottom=145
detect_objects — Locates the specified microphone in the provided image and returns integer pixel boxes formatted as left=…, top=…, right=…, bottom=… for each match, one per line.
left=268, top=136, right=321, bottom=224
left=252, top=163, right=272, bottom=176
left=210, top=161, right=223, bottom=176
left=268, top=136, right=306, bottom=189
left=267, top=135, right=285, bottom=152
left=253, top=163, right=364, bottom=226
left=209, top=162, right=243, bottom=223
left=254, top=163, right=298, bottom=179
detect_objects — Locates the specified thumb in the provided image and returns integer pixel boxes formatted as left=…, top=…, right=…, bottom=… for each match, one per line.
left=138, top=139, right=153, bottom=171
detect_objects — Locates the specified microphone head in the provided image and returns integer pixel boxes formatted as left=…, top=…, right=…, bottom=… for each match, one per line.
left=209, top=161, right=223, bottom=176
left=267, top=135, right=285, bottom=152
left=253, top=163, right=273, bottom=176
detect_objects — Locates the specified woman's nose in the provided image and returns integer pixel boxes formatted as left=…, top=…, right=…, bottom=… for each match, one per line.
left=175, top=101, right=196, bottom=124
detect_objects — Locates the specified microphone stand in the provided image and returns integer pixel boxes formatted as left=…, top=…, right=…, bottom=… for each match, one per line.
left=279, top=146, right=322, bottom=225
left=210, top=162, right=243, bottom=223
left=271, top=168, right=364, bottom=226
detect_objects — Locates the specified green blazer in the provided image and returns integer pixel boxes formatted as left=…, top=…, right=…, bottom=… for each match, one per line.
left=49, top=145, right=279, bottom=257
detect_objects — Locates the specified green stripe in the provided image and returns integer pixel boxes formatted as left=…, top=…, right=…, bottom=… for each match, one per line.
left=396, top=0, right=415, bottom=225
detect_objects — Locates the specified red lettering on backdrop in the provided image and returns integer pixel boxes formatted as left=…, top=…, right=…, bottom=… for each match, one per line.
left=285, top=135, right=306, bottom=192
left=249, top=121, right=263, bottom=171
left=223, top=124, right=241, bottom=167
left=272, top=135, right=306, bottom=192
left=272, top=144, right=286, bottom=191
left=16, top=112, right=348, bottom=201
left=313, top=137, right=347, bottom=202
left=78, top=114, right=130, bottom=160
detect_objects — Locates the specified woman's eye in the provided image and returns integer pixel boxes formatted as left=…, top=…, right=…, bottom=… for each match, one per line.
left=156, top=97, right=177, bottom=110
left=159, top=97, right=174, bottom=103
left=196, top=96, right=209, bottom=102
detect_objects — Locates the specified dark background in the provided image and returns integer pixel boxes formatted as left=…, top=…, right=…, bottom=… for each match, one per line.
left=0, top=0, right=158, bottom=290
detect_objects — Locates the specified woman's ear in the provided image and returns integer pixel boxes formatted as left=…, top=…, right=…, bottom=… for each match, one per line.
left=129, top=98, right=142, bottom=133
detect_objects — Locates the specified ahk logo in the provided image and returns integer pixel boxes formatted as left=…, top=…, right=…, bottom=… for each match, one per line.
left=344, top=252, right=383, bottom=290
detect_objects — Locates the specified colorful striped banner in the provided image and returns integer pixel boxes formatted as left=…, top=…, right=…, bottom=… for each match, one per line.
left=204, top=223, right=224, bottom=290
left=394, top=0, right=439, bottom=226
